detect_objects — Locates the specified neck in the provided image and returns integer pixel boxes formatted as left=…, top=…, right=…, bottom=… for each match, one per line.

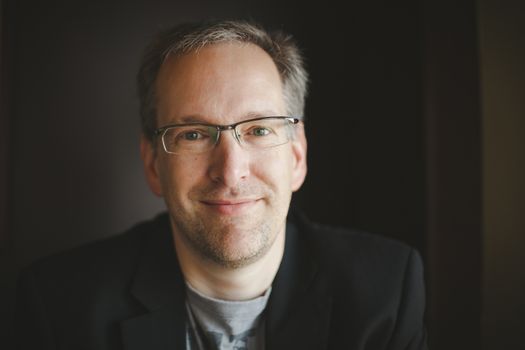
left=172, top=227, right=285, bottom=301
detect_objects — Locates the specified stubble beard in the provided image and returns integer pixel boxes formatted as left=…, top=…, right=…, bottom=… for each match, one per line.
left=171, top=205, right=281, bottom=269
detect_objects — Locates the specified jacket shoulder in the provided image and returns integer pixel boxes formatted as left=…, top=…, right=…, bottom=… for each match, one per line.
left=295, top=216, right=425, bottom=309
left=18, top=213, right=169, bottom=296
left=303, top=219, right=419, bottom=268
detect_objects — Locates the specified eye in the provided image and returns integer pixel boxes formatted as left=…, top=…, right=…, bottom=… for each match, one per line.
left=174, top=126, right=213, bottom=142
left=250, top=127, right=271, bottom=137
left=181, top=130, right=202, bottom=141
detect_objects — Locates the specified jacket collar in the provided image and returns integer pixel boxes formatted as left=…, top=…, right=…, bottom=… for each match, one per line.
left=265, top=210, right=333, bottom=350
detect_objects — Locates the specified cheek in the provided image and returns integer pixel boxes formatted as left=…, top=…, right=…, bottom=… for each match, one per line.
left=158, top=156, right=206, bottom=195
left=252, top=149, right=294, bottom=188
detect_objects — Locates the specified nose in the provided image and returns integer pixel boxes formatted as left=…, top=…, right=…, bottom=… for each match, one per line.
left=207, top=128, right=250, bottom=187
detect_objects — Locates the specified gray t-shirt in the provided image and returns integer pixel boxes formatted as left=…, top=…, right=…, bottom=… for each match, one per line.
left=185, top=283, right=271, bottom=350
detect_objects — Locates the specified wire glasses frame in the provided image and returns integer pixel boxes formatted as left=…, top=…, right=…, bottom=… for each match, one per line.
left=153, top=116, right=301, bottom=155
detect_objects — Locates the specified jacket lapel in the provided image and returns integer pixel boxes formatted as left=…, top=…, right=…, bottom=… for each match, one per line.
left=120, top=214, right=187, bottom=350
left=266, top=216, right=333, bottom=350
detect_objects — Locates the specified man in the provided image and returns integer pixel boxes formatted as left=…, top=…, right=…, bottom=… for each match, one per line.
left=15, top=20, right=428, bottom=349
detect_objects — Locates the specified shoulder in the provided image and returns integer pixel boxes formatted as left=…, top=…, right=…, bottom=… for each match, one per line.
left=289, top=210, right=425, bottom=303
left=292, top=211, right=420, bottom=271
left=18, top=213, right=170, bottom=294
left=311, top=220, right=423, bottom=287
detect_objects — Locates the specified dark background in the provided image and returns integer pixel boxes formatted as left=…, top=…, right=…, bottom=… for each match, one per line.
left=1, top=0, right=524, bottom=349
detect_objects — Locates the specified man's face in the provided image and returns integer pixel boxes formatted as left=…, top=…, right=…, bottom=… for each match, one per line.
left=141, top=42, right=307, bottom=268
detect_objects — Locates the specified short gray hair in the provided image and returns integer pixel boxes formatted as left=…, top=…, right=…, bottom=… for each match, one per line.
left=137, top=20, right=309, bottom=142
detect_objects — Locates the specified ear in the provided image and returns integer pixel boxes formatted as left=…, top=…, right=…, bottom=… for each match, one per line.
left=290, top=124, right=308, bottom=192
left=140, top=135, right=163, bottom=197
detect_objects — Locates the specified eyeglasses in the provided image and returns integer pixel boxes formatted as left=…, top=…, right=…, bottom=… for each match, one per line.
left=154, top=116, right=300, bottom=155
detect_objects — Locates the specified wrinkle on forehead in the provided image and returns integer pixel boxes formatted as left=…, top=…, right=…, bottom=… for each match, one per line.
left=155, top=42, right=286, bottom=126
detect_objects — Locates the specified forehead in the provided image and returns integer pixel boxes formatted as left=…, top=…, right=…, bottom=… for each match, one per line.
left=155, top=42, right=285, bottom=125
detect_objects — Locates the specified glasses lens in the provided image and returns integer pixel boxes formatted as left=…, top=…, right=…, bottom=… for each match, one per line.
left=237, top=118, right=294, bottom=149
left=162, top=125, right=217, bottom=154
left=158, top=117, right=296, bottom=154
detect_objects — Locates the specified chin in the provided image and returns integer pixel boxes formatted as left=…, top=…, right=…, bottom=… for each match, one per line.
left=208, top=245, right=269, bottom=269
left=198, top=224, right=275, bottom=268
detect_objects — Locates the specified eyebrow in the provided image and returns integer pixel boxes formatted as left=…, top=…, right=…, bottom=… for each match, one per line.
left=172, top=111, right=281, bottom=125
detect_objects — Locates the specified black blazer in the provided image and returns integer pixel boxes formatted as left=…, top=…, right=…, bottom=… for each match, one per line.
left=15, top=211, right=428, bottom=349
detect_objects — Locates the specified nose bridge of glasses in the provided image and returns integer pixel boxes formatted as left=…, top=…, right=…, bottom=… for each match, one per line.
left=216, top=124, right=242, bottom=145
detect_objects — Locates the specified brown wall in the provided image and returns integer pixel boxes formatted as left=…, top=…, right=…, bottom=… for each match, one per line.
left=423, top=0, right=483, bottom=347
left=479, top=0, right=525, bottom=348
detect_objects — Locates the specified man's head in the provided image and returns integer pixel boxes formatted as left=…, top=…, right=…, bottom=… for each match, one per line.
left=138, top=20, right=308, bottom=270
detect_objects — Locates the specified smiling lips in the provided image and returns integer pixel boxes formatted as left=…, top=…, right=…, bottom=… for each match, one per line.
left=201, top=199, right=260, bottom=215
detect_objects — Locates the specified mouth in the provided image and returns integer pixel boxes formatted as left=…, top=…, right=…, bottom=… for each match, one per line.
left=200, top=198, right=261, bottom=215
